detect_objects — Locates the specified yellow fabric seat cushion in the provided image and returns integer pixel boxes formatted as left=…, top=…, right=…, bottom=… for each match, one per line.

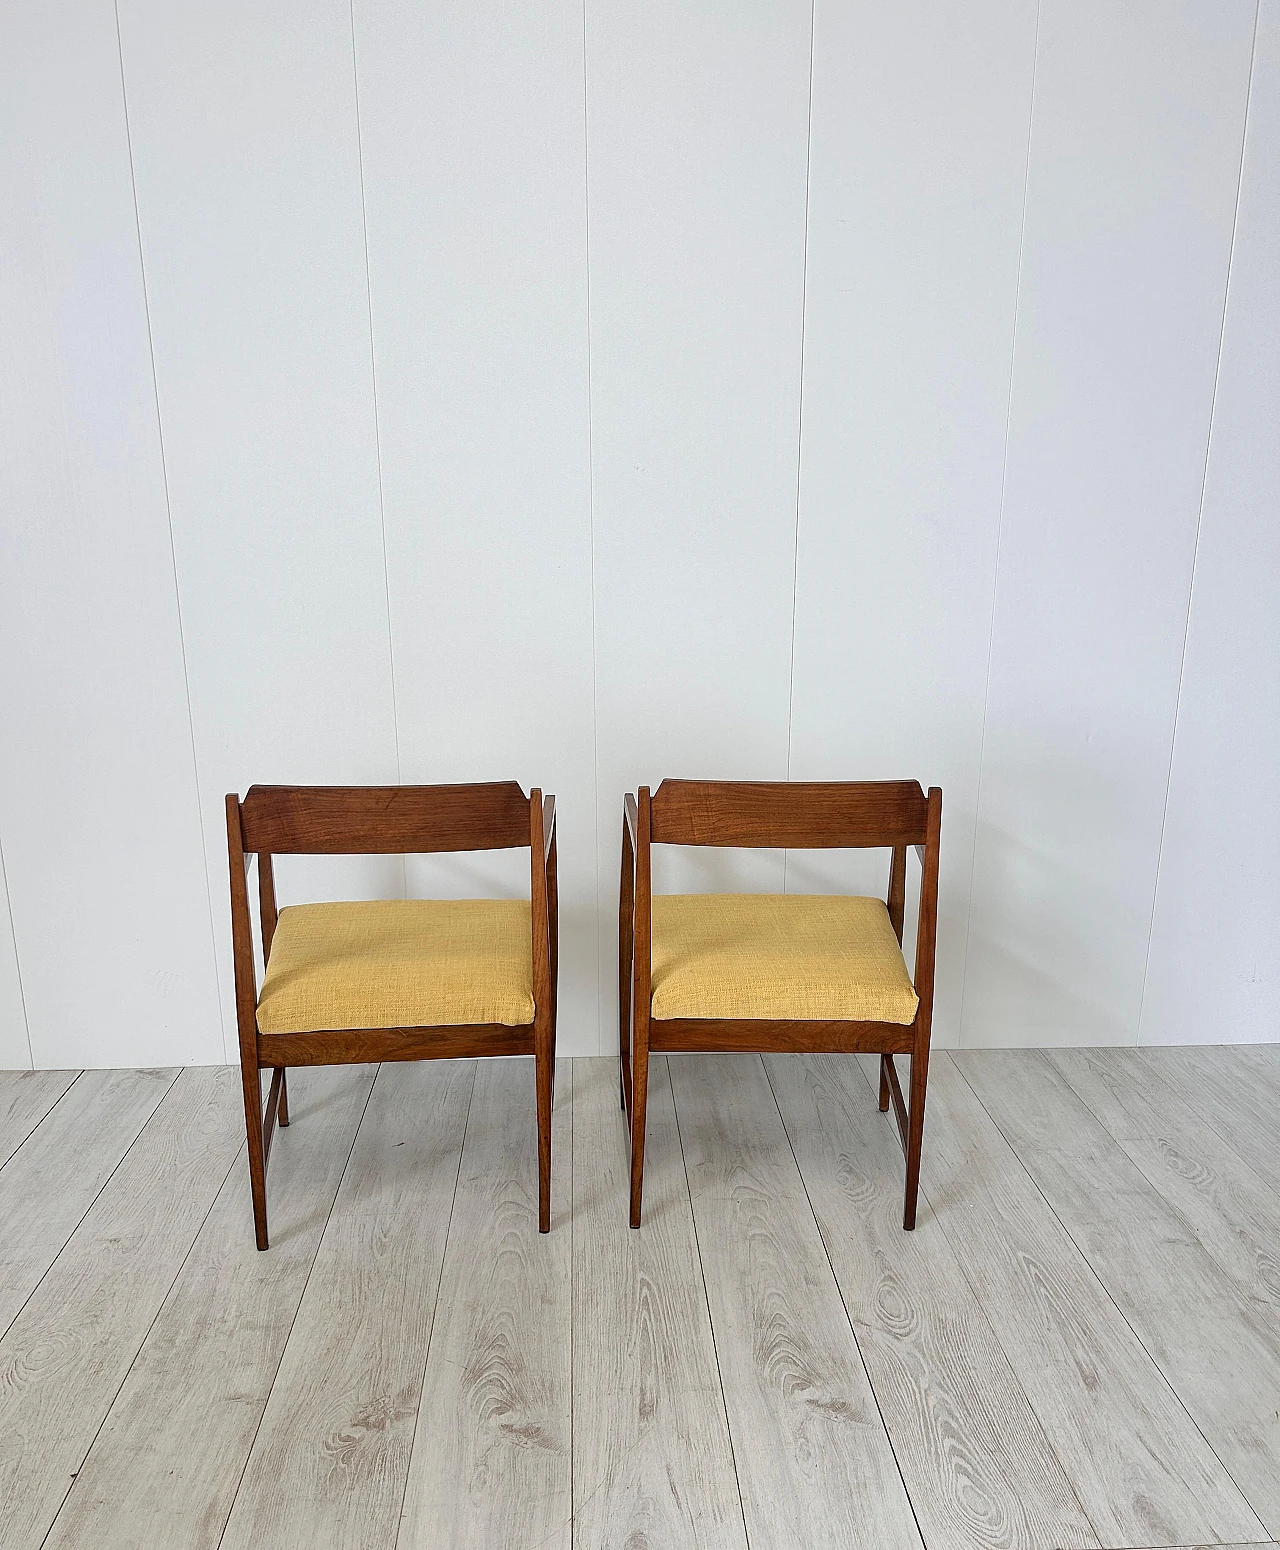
left=650, top=893, right=919, bottom=1024
left=256, top=899, right=535, bottom=1034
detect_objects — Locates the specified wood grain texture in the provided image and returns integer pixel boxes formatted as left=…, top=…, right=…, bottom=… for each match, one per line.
left=0, top=1068, right=78, bottom=1167
left=1134, top=1043, right=1280, bottom=1193
left=257, top=1024, right=535, bottom=1068
left=916, top=1054, right=1263, bottom=1547
left=668, top=1053, right=922, bottom=1550
left=0, top=1067, right=178, bottom=1335
left=219, top=1059, right=473, bottom=1550
left=239, top=783, right=530, bottom=856
left=955, top=1049, right=1280, bottom=1537
left=398, top=1058, right=571, bottom=1548
left=41, top=1066, right=376, bottom=1550
left=572, top=1055, right=745, bottom=1550
left=652, top=1019, right=916, bottom=1054
left=649, top=779, right=928, bottom=848
left=1047, top=1046, right=1280, bottom=1317
left=765, top=1053, right=1097, bottom=1550
left=0, top=1065, right=242, bottom=1550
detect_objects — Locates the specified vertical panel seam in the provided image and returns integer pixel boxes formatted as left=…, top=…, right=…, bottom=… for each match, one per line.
left=0, top=833, right=34, bottom=1068
left=349, top=0, right=405, bottom=846
left=582, top=0, right=604, bottom=1052
left=113, top=0, right=229, bottom=1061
left=954, top=0, right=1042, bottom=1050
left=1136, top=0, right=1261, bottom=1048
left=782, top=0, right=818, bottom=896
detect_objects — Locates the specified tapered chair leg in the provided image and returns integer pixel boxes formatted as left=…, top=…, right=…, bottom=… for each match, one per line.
left=879, top=1054, right=891, bottom=1113
left=618, top=818, right=634, bottom=1115
left=535, top=1046, right=553, bottom=1233
left=628, top=1038, right=649, bottom=1228
left=902, top=1042, right=930, bottom=1230
left=277, top=1067, right=290, bottom=1127
left=240, top=1061, right=269, bottom=1251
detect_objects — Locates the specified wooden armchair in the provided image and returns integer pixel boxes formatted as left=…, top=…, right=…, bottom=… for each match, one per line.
left=619, top=779, right=941, bottom=1229
left=226, top=782, right=557, bottom=1249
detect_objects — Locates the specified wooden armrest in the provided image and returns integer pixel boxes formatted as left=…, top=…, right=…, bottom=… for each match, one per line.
left=542, top=794, right=556, bottom=860
left=623, top=792, right=638, bottom=849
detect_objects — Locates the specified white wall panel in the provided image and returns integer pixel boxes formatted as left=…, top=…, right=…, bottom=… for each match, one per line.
left=786, top=1, right=1038, bottom=1045
left=587, top=0, right=814, bottom=1044
left=962, top=0, right=1257, bottom=1047
left=0, top=851, right=30, bottom=1069
left=353, top=1, right=598, bottom=1050
left=0, top=0, right=223, bottom=1067
left=1142, top=0, right=1279, bottom=1046
left=117, top=0, right=402, bottom=1056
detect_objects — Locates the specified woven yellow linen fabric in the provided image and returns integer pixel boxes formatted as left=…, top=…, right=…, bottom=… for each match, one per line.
left=256, top=899, right=535, bottom=1033
left=650, top=893, right=918, bottom=1024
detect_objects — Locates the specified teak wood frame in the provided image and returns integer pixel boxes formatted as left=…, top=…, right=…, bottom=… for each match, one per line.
left=226, top=782, right=558, bottom=1248
left=618, top=779, right=942, bottom=1229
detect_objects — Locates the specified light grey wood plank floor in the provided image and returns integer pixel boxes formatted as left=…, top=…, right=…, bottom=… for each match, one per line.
left=220, top=1059, right=473, bottom=1550
left=572, top=1055, right=745, bottom=1550
left=1134, top=1043, right=1280, bottom=1194
left=0, top=1047, right=1276, bottom=1550
left=0, top=1065, right=242, bottom=1550
left=42, top=1065, right=377, bottom=1550
left=0, top=1069, right=78, bottom=1168
left=765, top=1052, right=1098, bottom=1550
left=670, top=1052, right=924, bottom=1550
left=0, top=1067, right=177, bottom=1335
left=955, top=1049, right=1280, bottom=1538
left=918, top=1054, right=1264, bottom=1548
left=398, top=1058, right=572, bottom=1549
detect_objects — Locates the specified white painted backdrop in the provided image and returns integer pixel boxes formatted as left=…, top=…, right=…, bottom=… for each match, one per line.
left=1, top=0, right=1275, bottom=1068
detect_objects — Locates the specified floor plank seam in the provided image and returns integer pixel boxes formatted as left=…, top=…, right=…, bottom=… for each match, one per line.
left=0, top=1068, right=183, bottom=1346
left=214, top=1065, right=381, bottom=1550
left=846, top=1054, right=1108, bottom=1550
left=947, top=1052, right=1267, bottom=1538
left=1047, top=1051, right=1279, bottom=1319
left=389, top=1059, right=477, bottom=1550
left=1130, top=1049, right=1280, bottom=1202
left=667, top=1055, right=754, bottom=1550
left=0, top=1070, right=85, bottom=1177
left=38, top=1119, right=245, bottom=1550
left=761, top=1056, right=931, bottom=1550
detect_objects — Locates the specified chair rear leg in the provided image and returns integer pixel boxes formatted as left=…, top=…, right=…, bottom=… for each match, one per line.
left=277, top=1067, right=290, bottom=1127
left=240, top=1059, right=269, bottom=1250
left=879, top=1054, right=891, bottom=1112
left=628, top=1041, right=649, bottom=1228
left=536, top=1045, right=553, bottom=1233
left=618, top=817, right=634, bottom=1114
left=903, top=1041, right=931, bottom=1230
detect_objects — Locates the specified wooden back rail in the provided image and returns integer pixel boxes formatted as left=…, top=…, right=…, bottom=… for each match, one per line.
left=620, top=778, right=942, bottom=1231
left=227, top=782, right=558, bottom=1248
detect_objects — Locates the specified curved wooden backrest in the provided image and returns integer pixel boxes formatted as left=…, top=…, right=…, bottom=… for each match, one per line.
left=238, top=782, right=530, bottom=855
left=649, top=779, right=929, bottom=849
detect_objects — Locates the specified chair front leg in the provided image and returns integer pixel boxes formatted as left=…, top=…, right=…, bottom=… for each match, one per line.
left=240, top=1059, right=270, bottom=1251
left=277, top=1067, right=290, bottom=1127
left=534, top=1027, right=554, bottom=1234
left=903, top=1038, right=931, bottom=1230
left=628, top=1028, right=649, bottom=1229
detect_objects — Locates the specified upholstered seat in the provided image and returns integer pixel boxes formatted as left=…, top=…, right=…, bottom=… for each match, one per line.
left=256, top=898, right=535, bottom=1034
left=650, top=893, right=919, bottom=1024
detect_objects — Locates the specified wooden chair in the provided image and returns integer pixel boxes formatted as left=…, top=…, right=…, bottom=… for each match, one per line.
left=226, top=782, right=557, bottom=1249
left=619, top=779, right=941, bottom=1229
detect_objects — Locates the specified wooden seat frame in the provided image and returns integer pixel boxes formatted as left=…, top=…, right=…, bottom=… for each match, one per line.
left=618, top=779, right=941, bottom=1229
left=226, top=781, right=558, bottom=1249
